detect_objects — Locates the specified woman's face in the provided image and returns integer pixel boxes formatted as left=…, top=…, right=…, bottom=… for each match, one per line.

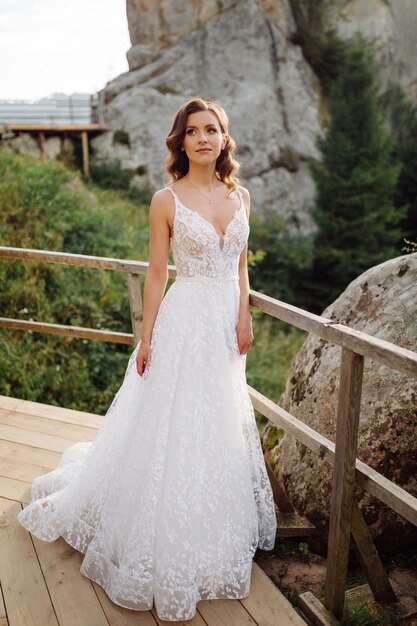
left=182, top=110, right=226, bottom=165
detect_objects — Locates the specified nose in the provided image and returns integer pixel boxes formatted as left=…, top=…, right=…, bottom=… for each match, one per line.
left=198, top=130, right=210, bottom=142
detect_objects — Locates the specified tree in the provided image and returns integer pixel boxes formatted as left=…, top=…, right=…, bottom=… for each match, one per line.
left=380, top=82, right=417, bottom=248
left=309, top=35, right=407, bottom=309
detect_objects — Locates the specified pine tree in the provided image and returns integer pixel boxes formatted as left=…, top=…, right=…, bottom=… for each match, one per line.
left=381, top=83, right=417, bottom=247
left=309, top=35, right=407, bottom=309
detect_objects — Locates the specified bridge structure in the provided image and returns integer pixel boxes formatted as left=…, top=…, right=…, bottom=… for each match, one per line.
left=0, top=94, right=107, bottom=178
left=0, top=245, right=416, bottom=626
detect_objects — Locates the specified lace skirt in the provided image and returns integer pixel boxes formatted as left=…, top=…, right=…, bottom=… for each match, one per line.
left=17, top=277, right=277, bottom=621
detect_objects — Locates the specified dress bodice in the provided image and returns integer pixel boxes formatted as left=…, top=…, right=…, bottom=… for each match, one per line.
left=167, top=185, right=250, bottom=280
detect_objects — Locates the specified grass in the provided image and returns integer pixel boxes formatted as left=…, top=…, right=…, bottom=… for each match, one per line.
left=341, top=603, right=398, bottom=626
left=247, top=310, right=307, bottom=412
left=283, top=589, right=299, bottom=607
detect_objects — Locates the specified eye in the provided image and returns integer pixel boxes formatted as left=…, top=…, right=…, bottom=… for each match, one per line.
left=208, top=127, right=217, bottom=133
left=186, top=129, right=196, bottom=135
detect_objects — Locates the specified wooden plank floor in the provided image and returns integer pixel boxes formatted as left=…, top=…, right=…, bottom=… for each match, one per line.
left=0, top=395, right=306, bottom=626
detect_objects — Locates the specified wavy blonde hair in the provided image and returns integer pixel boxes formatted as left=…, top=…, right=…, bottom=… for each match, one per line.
left=165, top=98, right=241, bottom=196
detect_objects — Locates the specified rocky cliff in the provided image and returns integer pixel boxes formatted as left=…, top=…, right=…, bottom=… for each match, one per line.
left=92, top=0, right=322, bottom=235
left=330, top=0, right=417, bottom=101
left=262, top=252, right=417, bottom=552
left=91, top=0, right=417, bottom=233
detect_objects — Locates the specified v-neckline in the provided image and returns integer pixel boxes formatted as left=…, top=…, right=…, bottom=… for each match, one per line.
left=169, top=186, right=244, bottom=243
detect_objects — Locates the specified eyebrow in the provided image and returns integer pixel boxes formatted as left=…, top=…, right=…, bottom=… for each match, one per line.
left=185, top=124, right=217, bottom=129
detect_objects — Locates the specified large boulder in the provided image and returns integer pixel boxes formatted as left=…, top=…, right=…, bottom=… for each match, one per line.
left=262, top=253, right=417, bottom=553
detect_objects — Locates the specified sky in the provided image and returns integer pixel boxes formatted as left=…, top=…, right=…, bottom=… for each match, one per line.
left=0, top=0, right=131, bottom=101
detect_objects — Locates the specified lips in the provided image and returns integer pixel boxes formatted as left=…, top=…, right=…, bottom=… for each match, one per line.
left=197, top=148, right=211, bottom=152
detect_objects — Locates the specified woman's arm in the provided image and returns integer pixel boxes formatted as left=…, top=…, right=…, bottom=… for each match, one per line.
left=236, top=187, right=254, bottom=355
left=136, top=189, right=172, bottom=375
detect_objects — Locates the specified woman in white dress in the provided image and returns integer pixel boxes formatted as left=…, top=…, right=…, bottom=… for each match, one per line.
left=17, top=98, right=277, bottom=622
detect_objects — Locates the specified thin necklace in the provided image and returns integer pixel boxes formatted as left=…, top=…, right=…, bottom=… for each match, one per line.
left=184, top=175, right=219, bottom=205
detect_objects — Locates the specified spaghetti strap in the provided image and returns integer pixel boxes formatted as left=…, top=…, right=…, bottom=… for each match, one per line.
left=236, top=186, right=245, bottom=207
left=236, top=186, right=247, bottom=219
left=166, top=185, right=178, bottom=202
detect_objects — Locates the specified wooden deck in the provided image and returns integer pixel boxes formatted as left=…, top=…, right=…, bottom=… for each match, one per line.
left=0, top=395, right=305, bottom=626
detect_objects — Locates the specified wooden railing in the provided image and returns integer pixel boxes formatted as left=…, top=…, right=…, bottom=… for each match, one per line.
left=1, top=245, right=417, bottom=621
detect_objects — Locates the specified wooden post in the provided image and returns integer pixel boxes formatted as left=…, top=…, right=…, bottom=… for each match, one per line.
left=128, top=273, right=143, bottom=346
left=38, top=131, right=46, bottom=161
left=325, top=348, right=364, bottom=616
left=350, top=500, right=397, bottom=604
left=265, top=459, right=295, bottom=513
left=81, top=130, right=90, bottom=177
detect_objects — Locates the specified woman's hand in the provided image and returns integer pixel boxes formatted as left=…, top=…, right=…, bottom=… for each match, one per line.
left=136, top=341, right=151, bottom=376
left=236, top=311, right=254, bottom=355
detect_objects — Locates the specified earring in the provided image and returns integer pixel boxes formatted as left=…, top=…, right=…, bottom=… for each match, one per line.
left=181, top=147, right=185, bottom=151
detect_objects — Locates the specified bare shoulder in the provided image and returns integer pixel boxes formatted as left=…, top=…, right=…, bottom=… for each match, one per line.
left=149, top=187, right=176, bottom=231
left=238, top=185, right=250, bottom=201
left=151, top=187, right=175, bottom=209
left=149, top=187, right=175, bottom=220
left=238, top=185, right=250, bottom=217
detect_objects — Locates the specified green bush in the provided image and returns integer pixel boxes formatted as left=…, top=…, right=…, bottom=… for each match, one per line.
left=248, top=213, right=316, bottom=311
left=0, top=151, right=149, bottom=413
left=90, top=158, right=134, bottom=190
left=247, top=311, right=306, bottom=407
left=0, top=151, right=306, bottom=417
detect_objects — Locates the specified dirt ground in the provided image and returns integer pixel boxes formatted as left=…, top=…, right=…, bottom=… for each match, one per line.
left=254, top=539, right=417, bottom=622
left=254, top=539, right=327, bottom=599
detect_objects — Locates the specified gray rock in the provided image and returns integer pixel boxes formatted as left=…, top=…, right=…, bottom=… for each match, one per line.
left=92, top=0, right=323, bottom=234
left=44, top=137, right=62, bottom=160
left=96, top=0, right=417, bottom=231
left=3, top=1, right=417, bottom=237
left=262, top=253, right=417, bottom=552
left=2, top=134, right=41, bottom=159
left=330, top=0, right=417, bottom=100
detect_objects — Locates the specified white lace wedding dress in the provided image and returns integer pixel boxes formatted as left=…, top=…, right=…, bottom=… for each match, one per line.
left=17, top=184, right=277, bottom=621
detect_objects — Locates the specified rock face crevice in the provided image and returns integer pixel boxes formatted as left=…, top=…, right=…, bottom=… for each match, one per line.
left=262, top=253, right=417, bottom=553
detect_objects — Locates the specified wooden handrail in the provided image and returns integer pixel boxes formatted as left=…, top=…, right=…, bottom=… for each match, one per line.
left=1, top=244, right=416, bottom=617
left=249, top=386, right=417, bottom=527
left=250, top=289, right=417, bottom=379
left=0, top=245, right=176, bottom=276
left=1, top=246, right=416, bottom=377
left=0, top=317, right=133, bottom=345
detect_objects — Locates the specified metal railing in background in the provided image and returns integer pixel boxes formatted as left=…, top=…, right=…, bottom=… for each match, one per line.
left=0, top=93, right=104, bottom=126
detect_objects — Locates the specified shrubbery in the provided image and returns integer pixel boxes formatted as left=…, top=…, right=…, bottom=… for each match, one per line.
left=0, top=152, right=303, bottom=414
left=0, top=152, right=150, bottom=413
left=2, top=33, right=416, bottom=411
